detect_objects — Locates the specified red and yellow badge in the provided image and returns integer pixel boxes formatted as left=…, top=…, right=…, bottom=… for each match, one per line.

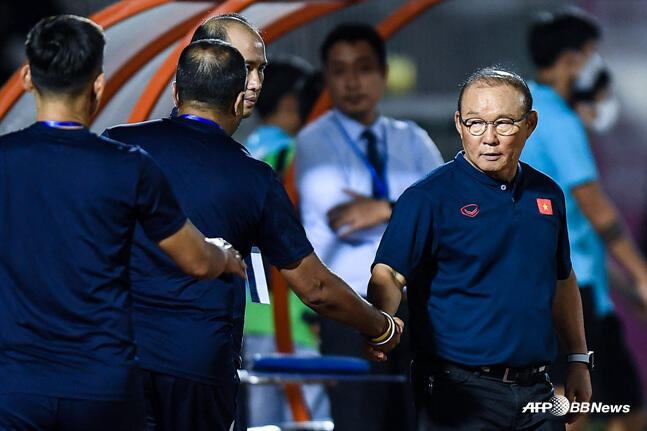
left=536, top=198, right=553, bottom=215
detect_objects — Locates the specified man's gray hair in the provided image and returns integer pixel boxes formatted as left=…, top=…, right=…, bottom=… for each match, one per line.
left=457, top=66, right=533, bottom=114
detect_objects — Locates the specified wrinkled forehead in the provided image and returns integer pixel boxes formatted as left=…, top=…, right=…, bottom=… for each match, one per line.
left=461, top=82, right=526, bottom=115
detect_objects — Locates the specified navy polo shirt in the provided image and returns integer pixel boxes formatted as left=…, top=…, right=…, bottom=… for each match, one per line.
left=374, top=152, right=571, bottom=367
left=103, top=116, right=313, bottom=385
left=0, top=123, right=187, bottom=400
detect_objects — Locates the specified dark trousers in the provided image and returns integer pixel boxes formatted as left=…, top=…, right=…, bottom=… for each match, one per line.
left=319, top=301, right=415, bottom=431
left=141, top=370, right=237, bottom=431
left=0, top=393, right=145, bottom=431
left=412, top=361, right=566, bottom=431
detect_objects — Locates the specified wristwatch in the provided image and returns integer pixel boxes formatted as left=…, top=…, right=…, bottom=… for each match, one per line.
left=567, top=351, right=594, bottom=371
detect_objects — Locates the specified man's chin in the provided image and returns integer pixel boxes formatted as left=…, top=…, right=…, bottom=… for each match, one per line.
left=242, top=107, right=254, bottom=118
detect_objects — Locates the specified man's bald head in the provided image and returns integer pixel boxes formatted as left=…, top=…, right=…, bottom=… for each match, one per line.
left=175, top=39, right=246, bottom=112
left=191, top=14, right=267, bottom=118
left=191, top=13, right=258, bottom=43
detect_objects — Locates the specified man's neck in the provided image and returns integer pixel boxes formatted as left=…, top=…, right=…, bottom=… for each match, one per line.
left=339, top=108, right=378, bottom=127
left=177, top=106, right=236, bottom=136
left=536, top=67, right=573, bottom=101
left=35, top=97, right=90, bottom=127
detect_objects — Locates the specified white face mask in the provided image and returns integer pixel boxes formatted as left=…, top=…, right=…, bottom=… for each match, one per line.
left=574, top=52, right=604, bottom=91
left=590, top=97, right=619, bottom=134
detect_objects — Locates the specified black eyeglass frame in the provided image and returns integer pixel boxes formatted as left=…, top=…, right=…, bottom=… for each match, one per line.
left=459, top=110, right=531, bottom=136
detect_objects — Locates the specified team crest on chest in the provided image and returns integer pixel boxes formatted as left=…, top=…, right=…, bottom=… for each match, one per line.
left=536, top=198, right=553, bottom=215
left=460, top=203, right=480, bottom=217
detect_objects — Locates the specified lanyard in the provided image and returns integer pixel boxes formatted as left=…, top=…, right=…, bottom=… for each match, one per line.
left=179, top=114, right=225, bottom=134
left=332, top=112, right=388, bottom=198
left=40, top=121, right=84, bottom=128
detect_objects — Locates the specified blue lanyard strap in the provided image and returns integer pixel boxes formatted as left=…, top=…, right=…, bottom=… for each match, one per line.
left=332, top=113, right=388, bottom=198
left=40, top=121, right=84, bottom=128
left=179, top=114, right=225, bottom=133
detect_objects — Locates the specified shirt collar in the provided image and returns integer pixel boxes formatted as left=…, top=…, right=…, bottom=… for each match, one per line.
left=333, top=109, right=385, bottom=143
left=171, top=114, right=227, bottom=137
left=455, top=151, right=523, bottom=189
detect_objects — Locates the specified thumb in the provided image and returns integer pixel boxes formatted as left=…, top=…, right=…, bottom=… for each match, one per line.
left=342, top=188, right=366, bottom=199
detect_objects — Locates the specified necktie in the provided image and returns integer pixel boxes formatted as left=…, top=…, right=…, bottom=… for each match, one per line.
left=362, top=129, right=385, bottom=198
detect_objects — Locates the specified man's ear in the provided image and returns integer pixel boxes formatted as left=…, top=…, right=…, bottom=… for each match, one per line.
left=454, top=111, right=464, bottom=137
left=90, top=73, right=105, bottom=116
left=233, top=91, right=245, bottom=118
left=172, top=82, right=180, bottom=107
left=20, top=64, right=35, bottom=93
left=525, top=110, right=539, bottom=138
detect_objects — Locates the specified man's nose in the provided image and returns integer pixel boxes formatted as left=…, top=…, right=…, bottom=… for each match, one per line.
left=482, top=123, right=500, bottom=145
left=247, top=70, right=261, bottom=91
left=345, top=70, right=360, bottom=88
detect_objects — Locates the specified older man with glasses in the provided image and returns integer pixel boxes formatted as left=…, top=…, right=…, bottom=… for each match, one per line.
left=365, top=67, right=592, bottom=431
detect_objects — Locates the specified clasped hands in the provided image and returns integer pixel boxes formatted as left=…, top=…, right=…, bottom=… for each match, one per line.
left=363, top=313, right=405, bottom=362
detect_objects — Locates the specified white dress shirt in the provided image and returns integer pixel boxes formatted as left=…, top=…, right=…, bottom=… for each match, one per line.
left=295, top=109, right=443, bottom=296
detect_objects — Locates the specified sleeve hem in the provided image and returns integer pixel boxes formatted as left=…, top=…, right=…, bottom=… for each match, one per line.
left=146, top=216, right=187, bottom=243
left=372, top=254, right=411, bottom=281
left=267, top=245, right=314, bottom=269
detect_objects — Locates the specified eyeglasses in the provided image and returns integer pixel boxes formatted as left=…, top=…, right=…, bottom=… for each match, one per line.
left=459, top=111, right=530, bottom=136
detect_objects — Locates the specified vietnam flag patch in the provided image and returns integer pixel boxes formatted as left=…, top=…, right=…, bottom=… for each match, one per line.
left=537, top=198, right=553, bottom=215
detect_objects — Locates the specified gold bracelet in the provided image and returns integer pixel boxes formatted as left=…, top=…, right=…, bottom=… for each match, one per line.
left=369, top=311, right=394, bottom=344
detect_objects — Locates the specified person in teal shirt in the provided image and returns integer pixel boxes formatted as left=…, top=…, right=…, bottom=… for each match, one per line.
left=522, top=11, right=646, bottom=431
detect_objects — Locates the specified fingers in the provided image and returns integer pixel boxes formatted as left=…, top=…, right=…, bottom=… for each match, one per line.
left=363, top=342, right=387, bottom=362
left=342, top=188, right=367, bottom=199
left=393, top=317, right=405, bottom=333
left=227, top=249, right=247, bottom=280
left=337, top=221, right=362, bottom=238
left=328, top=208, right=354, bottom=232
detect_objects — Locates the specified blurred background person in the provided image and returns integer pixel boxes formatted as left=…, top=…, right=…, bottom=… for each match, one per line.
left=522, top=9, right=646, bottom=431
left=295, top=22, right=444, bottom=431
left=242, top=59, right=331, bottom=428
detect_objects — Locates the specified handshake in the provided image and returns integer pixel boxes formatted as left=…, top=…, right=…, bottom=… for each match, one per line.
left=363, top=310, right=405, bottom=362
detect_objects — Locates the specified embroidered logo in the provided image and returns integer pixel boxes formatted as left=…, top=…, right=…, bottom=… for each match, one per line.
left=460, top=204, right=480, bottom=217
left=537, top=198, right=553, bottom=215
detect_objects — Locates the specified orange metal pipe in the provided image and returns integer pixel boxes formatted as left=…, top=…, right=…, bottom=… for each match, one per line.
left=91, top=7, right=214, bottom=125
left=279, top=1, right=448, bottom=420
left=128, top=0, right=256, bottom=123
left=0, top=0, right=181, bottom=123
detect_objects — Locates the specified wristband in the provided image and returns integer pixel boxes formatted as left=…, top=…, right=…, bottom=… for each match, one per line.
left=368, top=311, right=396, bottom=346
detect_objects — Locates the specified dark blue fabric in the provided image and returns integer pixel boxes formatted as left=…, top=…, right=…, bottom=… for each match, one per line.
left=141, top=369, right=236, bottom=431
left=0, top=123, right=186, bottom=400
left=413, top=363, right=564, bottom=430
left=103, top=116, right=313, bottom=384
left=0, top=393, right=145, bottom=431
left=374, top=152, right=572, bottom=367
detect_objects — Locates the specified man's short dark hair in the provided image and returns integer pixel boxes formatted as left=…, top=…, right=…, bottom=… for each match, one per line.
left=256, top=59, right=308, bottom=119
left=528, top=10, right=601, bottom=68
left=191, top=13, right=256, bottom=43
left=320, top=23, right=386, bottom=69
left=25, top=15, right=105, bottom=96
left=176, top=39, right=246, bottom=111
left=457, top=67, right=533, bottom=114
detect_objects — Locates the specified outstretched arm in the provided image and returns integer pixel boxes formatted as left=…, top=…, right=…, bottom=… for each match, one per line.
left=279, top=253, right=401, bottom=360
left=572, top=181, right=647, bottom=308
